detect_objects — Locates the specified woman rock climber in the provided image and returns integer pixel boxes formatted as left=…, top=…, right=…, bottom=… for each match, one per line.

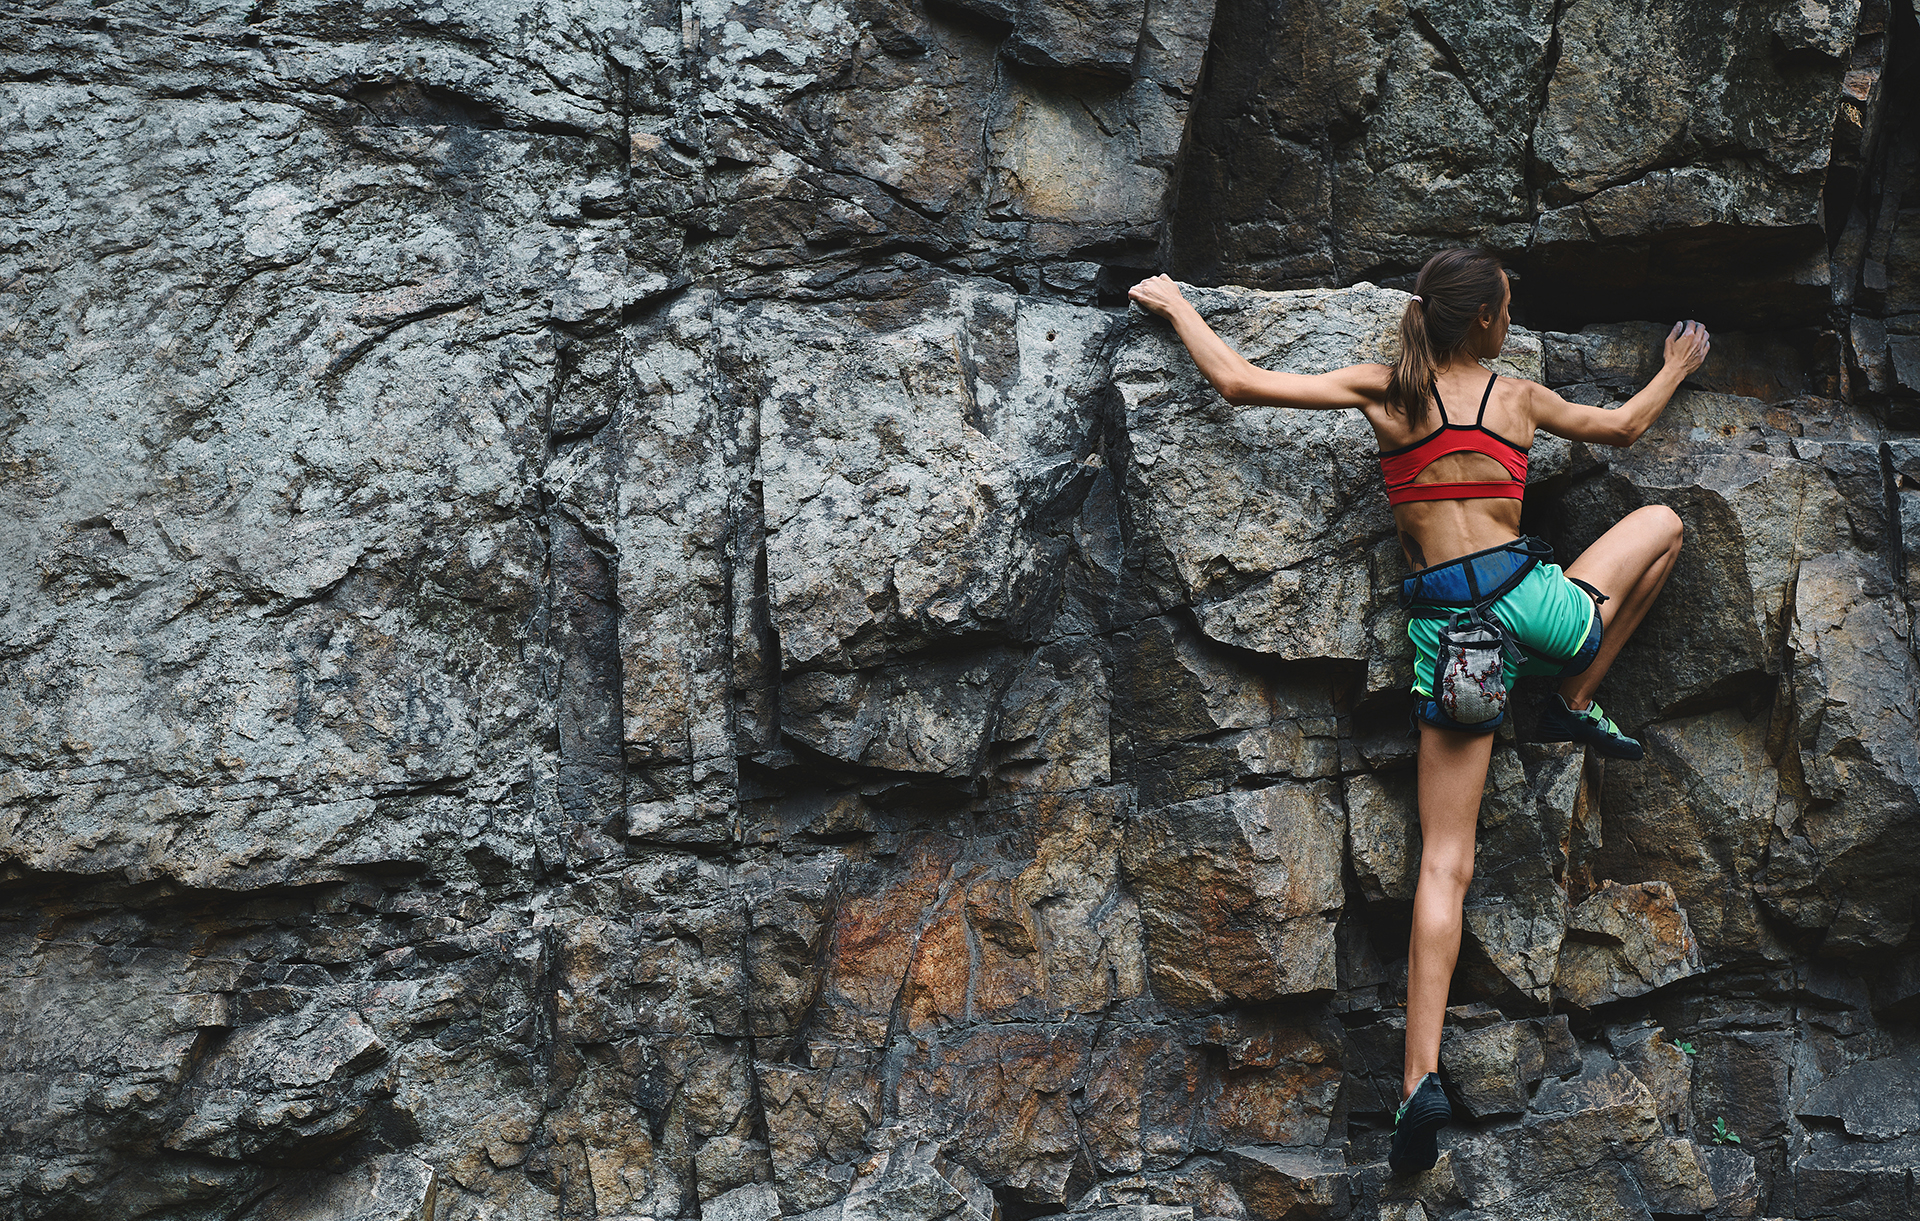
left=1127, top=249, right=1709, bottom=1174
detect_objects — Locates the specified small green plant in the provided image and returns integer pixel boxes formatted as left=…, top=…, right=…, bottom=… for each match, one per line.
left=1675, top=1039, right=1697, bottom=1056
left=1710, top=1116, right=1741, bottom=1145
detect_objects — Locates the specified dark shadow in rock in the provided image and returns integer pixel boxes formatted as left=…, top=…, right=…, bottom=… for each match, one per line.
left=1522, top=229, right=1833, bottom=334
left=345, top=81, right=509, bottom=130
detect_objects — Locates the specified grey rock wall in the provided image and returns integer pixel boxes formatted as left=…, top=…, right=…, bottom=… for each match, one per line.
left=2, top=0, right=1918, bottom=1219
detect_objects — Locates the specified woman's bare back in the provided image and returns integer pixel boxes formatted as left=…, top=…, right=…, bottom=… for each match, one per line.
left=1355, top=360, right=1535, bottom=571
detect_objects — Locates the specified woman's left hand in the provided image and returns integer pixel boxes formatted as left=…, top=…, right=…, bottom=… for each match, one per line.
left=1127, top=274, right=1189, bottom=319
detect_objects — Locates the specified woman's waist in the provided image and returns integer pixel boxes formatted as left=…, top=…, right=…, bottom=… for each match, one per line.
left=1394, top=503, right=1526, bottom=571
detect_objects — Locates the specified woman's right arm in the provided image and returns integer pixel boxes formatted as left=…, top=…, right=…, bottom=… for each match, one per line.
left=1532, top=320, right=1711, bottom=446
left=1128, top=275, right=1384, bottom=410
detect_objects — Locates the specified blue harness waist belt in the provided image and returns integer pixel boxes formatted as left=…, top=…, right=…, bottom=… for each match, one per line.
left=1401, top=536, right=1556, bottom=610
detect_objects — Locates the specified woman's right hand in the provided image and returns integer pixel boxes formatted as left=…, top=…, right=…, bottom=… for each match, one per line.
left=1664, top=319, right=1711, bottom=377
left=1127, top=274, right=1190, bottom=320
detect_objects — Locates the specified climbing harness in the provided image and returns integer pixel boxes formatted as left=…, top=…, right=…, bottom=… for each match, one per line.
left=1401, top=536, right=1607, bottom=732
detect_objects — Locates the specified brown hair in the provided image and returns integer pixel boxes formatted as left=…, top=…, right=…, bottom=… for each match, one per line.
left=1386, top=249, right=1508, bottom=426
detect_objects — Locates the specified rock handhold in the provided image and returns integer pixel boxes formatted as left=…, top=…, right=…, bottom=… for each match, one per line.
left=1542, top=324, right=1809, bottom=403
left=1426, top=1057, right=1719, bottom=1215
left=1554, top=396, right=1850, bottom=731
left=1555, top=882, right=1705, bottom=1009
left=1115, top=284, right=1420, bottom=612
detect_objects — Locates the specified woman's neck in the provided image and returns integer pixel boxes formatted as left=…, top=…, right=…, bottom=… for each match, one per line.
left=1435, top=354, right=1490, bottom=376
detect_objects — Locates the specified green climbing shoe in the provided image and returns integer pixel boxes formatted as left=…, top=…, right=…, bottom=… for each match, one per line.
left=1538, top=695, right=1643, bottom=760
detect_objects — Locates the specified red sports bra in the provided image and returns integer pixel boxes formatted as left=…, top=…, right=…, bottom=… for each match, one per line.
left=1377, top=372, right=1529, bottom=506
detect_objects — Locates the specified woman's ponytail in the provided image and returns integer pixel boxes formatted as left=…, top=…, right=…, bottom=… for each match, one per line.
left=1388, top=298, right=1436, bottom=427
left=1385, top=249, right=1508, bottom=426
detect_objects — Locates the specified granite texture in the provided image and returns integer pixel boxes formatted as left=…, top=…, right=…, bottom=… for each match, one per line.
left=3, top=0, right=1920, bottom=1218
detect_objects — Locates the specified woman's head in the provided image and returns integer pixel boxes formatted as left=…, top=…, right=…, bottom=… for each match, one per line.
left=1387, top=249, right=1510, bottom=424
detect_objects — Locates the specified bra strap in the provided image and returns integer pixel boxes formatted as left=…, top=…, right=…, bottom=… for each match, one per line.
left=1432, top=382, right=1451, bottom=424
left=1474, top=372, right=1497, bottom=426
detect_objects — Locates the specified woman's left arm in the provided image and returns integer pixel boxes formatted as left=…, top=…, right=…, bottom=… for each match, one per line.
left=1128, top=275, right=1382, bottom=409
left=1530, top=320, right=1711, bottom=446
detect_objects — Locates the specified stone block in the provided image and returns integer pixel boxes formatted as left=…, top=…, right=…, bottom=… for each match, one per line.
left=780, top=647, right=1027, bottom=780
left=1542, top=324, right=1807, bottom=402
left=759, top=1051, right=885, bottom=1213
left=1591, top=710, right=1785, bottom=964
left=1120, top=785, right=1344, bottom=1006
left=1552, top=420, right=1850, bottom=729
left=246, top=1155, right=438, bottom=1221
left=1787, top=1133, right=1920, bottom=1220
left=843, top=1140, right=993, bottom=1221
left=1440, top=1020, right=1547, bottom=1119
left=738, top=285, right=1116, bottom=670
left=1796, top=1051, right=1920, bottom=1140
left=1629, top=1135, right=1717, bottom=1216
left=706, top=1182, right=784, bottom=1221
left=1699, top=1145, right=1761, bottom=1218
left=1457, top=747, right=1575, bottom=1006
left=1115, top=283, right=1426, bottom=609
left=1223, top=1145, right=1350, bottom=1220
left=1534, top=0, right=1846, bottom=208
left=1555, top=882, right=1705, bottom=1009
left=1765, top=550, right=1920, bottom=951
left=1344, top=770, right=1419, bottom=903
left=895, top=1029, right=1092, bottom=1205
left=1606, top=1021, right=1693, bottom=1127
left=1889, top=335, right=1920, bottom=395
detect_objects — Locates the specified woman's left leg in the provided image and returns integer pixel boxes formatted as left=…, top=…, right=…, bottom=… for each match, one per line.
left=1403, top=722, right=1494, bottom=1101
left=1559, top=504, right=1684, bottom=708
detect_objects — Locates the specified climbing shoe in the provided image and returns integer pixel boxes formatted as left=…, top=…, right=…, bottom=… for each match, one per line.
left=1537, top=695, right=1644, bottom=761
left=1389, top=1073, right=1451, bottom=1175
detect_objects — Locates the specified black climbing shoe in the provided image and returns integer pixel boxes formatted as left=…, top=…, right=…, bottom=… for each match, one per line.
left=1537, top=695, right=1644, bottom=761
left=1389, top=1073, right=1451, bottom=1175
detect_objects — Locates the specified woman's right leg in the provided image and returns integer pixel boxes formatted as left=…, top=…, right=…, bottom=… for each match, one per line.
left=1402, top=721, right=1494, bottom=1101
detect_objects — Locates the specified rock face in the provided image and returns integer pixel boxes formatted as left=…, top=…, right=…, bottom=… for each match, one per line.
left=1, top=0, right=1917, bottom=1218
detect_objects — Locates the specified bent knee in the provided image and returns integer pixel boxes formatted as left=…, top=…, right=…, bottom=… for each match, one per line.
left=1635, top=503, right=1684, bottom=551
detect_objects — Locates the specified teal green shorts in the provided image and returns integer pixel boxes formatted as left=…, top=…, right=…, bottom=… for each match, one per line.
left=1409, top=561, right=1603, bottom=698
